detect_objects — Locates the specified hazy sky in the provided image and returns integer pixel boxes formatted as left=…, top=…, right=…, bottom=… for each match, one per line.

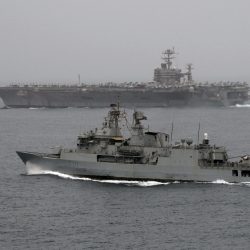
left=1, top=0, right=250, bottom=84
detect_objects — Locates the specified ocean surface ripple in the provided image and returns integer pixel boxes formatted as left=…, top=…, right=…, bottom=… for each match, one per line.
left=1, top=107, right=250, bottom=249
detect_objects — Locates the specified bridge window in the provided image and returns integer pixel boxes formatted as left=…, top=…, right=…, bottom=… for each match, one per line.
left=232, top=170, right=238, bottom=176
left=241, top=170, right=250, bottom=177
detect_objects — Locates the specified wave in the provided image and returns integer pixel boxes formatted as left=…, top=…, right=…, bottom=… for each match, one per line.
left=25, top=169, right=250, bottom=187
left=25, top=163, right=250, bottom=187
left=25, top=163, right=170, bottom=187
left=240, top=182, right=250, bottom=186
left=234, top=104, right=250, bottom=108
left=28, top=107, right=46, bottom=110
left=197, top=179, right=250, bottom=186
left=37, top=170, right=170, bottom=187
left=211, top=179, right=239, bottom=185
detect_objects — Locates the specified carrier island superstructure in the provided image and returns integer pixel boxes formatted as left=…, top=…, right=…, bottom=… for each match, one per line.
left=0, top=49, right=249, bottom=108
left=154, top=48, right=193, bottom=84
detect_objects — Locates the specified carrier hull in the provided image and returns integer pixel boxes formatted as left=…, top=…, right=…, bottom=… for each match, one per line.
left=0, top=85, right=248, bottom=108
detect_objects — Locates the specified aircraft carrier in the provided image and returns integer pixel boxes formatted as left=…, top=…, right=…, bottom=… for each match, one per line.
left=0, top=49, right=249, bottom=108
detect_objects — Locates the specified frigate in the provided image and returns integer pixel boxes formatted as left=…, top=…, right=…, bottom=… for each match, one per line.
left=0, top=48, right=249, bottom=108
left=17, top=104, right=250, bottom=183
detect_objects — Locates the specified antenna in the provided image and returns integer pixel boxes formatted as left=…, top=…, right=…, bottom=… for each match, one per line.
left=197, top=122, right=200, bottom=144
left=161, top=48, right=176, bottom=70
left=186, top=64, right=193, bottom=82
left=170, top=121, right=174, bottom=143
left=117, top=95, right=120, bottom=110
left=78, top=74, right=81, bottom=85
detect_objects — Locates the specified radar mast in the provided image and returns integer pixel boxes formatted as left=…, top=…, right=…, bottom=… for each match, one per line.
left=161, top=48, right=176, bottom=70
left=154, top=48, right=194, bottom=85
left=186, top=63, right=193, bottom=82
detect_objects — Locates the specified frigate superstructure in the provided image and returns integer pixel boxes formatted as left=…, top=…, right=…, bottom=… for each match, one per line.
left=17, top=104, right=250, bottom=183
left=0, top=48, right=248, bottom=108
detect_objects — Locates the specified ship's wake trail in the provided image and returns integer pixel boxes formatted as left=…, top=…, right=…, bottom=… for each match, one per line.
left=234, top=104, right=250, bottom=108
left=25, top=163, right=250, bottom=187
left=25, top=163, right=170, bottom=187
left=31, top=170, right=171, bottom=187
left=28, top=107, right=46, bottom=110
left=198, top=179, right=250, bottom=186
left=211, top=179, right=236, bottom=185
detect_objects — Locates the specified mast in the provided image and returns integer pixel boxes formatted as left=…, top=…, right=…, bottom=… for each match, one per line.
left=197, top=122, right=200, bottom=144
left=78, top=74, right=81, bottom=85
left=132, top=111, right=147, bottom=136
left=170, top=121, right=174, bottom=143
left=109, top=104, right=121, bottom=137
left=161, top=48, right=176, bottom=70
left=186, top=63, right=193, bottom=82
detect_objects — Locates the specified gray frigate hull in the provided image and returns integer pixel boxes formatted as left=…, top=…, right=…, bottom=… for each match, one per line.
left=17, top=151, right=250, bottom=183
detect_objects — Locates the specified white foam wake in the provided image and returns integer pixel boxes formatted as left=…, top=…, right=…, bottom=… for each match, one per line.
left=234, top=104, right=250, bottom=108
left=240, top=182, right=250, bottom=186
left=25, top=163, right=250, bottom=187
left=36, top=170, right=170, bottom=187
left=30, top=170, right=250, bottom=187
left=211, top=179, right=236, bottom=185
left=26, top=162, right=44, bottom=175
left=210, top=179, right=250, bottom=186
left=25, top=162, right=170, bottom=186
left=42, top=170, right=91, bottom=181
left=28, top=107, right=46, bottom=110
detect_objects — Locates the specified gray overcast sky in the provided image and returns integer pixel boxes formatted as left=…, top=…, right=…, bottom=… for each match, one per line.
left=1, top=0, right=250, bottom=84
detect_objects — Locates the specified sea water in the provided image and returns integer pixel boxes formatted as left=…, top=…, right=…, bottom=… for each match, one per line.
left=1, top=106, right=250, bottom=249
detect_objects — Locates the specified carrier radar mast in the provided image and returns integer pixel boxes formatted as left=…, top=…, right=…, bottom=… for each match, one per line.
left=154, top=48, right=194, bottom=85
left=186, top=63, right=193, bottom=82
left=161, top=48, right=176, bottom=70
